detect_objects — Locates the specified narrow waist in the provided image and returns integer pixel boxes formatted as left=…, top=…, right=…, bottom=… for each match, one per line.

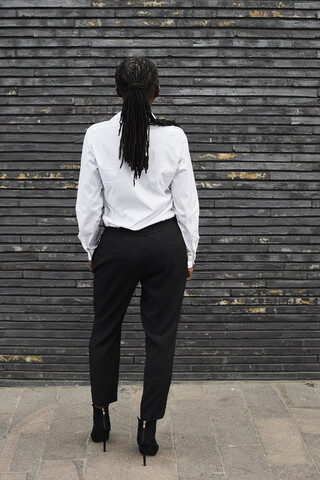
left=103, top=216, right=177, bottom=236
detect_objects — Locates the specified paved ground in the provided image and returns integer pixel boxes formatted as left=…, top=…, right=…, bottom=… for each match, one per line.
left=1, top=380, right=320, bottom=479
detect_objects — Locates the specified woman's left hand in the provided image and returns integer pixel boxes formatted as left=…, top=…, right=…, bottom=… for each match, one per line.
left=89, top=260, right=93, bottom=272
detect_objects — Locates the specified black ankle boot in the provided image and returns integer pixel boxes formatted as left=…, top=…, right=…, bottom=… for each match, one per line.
left=137, top=416, right=159, bottom=466
left=91, top=404, right=111, bottom=452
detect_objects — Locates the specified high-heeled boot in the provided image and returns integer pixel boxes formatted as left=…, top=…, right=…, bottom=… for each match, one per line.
left=137, top=416, right=159, bottom=466
left=91, top=404, right=111, bottom=452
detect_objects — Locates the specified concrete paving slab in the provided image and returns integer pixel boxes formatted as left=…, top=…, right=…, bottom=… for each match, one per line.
left=53, top=387, right=92, bottom=419
left=9, top=433, right=46, bottom=480
left=254, top=417, right=310, bottom=465
left=37, top=460, right=82, bottom=480
left=276, top=382, right=320, bottom=408
left=0, top=474, right=27, bottom=480
left=205, top=382, right=245, bottom=409
left=0, top=389, right=22, bottom=452
left=240, top=382, right=290, bottom=418
left=170, top=398, right=214, bottom=436
left=0, top=405, right=54, bottom=474
left=42, top=416, right=89, bottom=461
left=209, top=406, right=259, bottom=446
left=9, top=388, right=58, bottom=430
left=289, top=407, right=320, bottom=434
left=271, top=463, right=320, bottom=480
left=218, top=443, right=272, bottom=480
left=174, top=434, right=224, bottom=479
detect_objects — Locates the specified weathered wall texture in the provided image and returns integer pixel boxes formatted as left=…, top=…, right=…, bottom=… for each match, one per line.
left=1, top=0, right=320, bottom=384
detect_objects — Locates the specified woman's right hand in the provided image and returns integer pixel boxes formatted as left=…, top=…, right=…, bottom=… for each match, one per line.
left=187, top=266, right=193, bottom=281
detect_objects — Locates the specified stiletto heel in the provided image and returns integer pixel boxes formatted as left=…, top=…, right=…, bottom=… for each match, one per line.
left=91, top=403, right=110, bottom=452
left=137, top=416, right=159, bottom=466
left=142, top=420, right=146, bottom=466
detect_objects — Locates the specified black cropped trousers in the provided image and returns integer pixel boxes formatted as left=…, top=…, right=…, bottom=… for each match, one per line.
left=89, top=216, right=188, bottom=421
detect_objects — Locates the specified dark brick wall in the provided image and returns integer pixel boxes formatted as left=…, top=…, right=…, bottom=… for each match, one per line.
left=1, top=0, right=320, bottom=384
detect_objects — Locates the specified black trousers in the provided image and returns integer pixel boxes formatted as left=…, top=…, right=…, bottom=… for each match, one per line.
left=89, top=216, right=188, bottom=421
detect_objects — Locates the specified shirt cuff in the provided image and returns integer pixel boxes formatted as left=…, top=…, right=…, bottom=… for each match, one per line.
left=87, top=249, right=96, bottom=261
left=187, top=255, right=195, bottom=269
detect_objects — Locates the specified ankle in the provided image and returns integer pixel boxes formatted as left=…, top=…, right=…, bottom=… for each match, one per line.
left=92, top=403, right=109, bottom=409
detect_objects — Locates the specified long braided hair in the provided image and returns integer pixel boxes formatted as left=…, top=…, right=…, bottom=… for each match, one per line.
left=115, top=56, right=177, bottom=186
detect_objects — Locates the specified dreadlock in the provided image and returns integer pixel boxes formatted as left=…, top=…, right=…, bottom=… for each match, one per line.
left=115, top=56, right=178, bottom=186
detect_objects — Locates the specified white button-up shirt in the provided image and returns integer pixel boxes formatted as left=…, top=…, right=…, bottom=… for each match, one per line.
left=75, top=111, right=200, bottom=268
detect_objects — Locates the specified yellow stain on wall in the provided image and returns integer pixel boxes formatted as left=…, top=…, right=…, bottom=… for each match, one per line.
left=172, top=10, right=180, bottom=15
left=137, top=10, right=152, bottom=15
left=0, top=185, right=35, bottom=189
left=161, top=19, right=174, bottom=26
left=63, top=183, right=77, bottom=189
left=196, top=181, right=220, bottom=189
left=0, top=355, right=42, bottom=363
left=140, top=19, right=174, bottom=26
left=87, top=18, right=101, bottom=26
left=16, top=172, right=60, bottom=179
left=272, top=10, right=284, bottom=17
left=195, top=20, right=209, bottom=26
left=128, top=1, right=166, bottom=6
left=245, top=307, right=266, bottom=313
left=220, top=298, right=245, bottom=305
left=296, top=298, right=310, bottom=304
left=0, top=173, right=7, bottom=179
left=249, top=10, right=267, bottom=17
left=296, top=108, right=299, bottom=115
left=228, top=172, right=266, bottom=180
left=36, top=107, right=51, bottom=114
left=268, top=289, right=280, bottom=293
left=199, top=153, right=239, bottom=160
left=62, top=164, right=80, bottom=169
left=232, top=298, right=245, bottom=304
left=219, top=20, right=236, bottom=26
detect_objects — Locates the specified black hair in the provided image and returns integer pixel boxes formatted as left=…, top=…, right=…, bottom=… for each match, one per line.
left=115, top=56, right=178, bottom=186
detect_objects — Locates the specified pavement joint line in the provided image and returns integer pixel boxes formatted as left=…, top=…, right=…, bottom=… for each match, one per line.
left=168, top=390, right=181, bottom=480
left=1, top=387, right=23, bottom=474
left=273, top=380, right=320, bottom=477
left=239, top=381, right=276, bottom=480
left=203, top=382, right=226, bottom=479
left=35, top=387, right=60, bottom=480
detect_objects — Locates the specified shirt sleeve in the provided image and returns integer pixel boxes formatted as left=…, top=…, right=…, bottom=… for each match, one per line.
left=75, top=126, right=104, bottom=261
left=170, top=131, right=200, bottom=269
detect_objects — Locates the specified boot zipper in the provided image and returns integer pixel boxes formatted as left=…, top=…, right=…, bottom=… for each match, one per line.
left=102, top=407, right=107, bottom=431
left=142, top=420, right=146, bottom=444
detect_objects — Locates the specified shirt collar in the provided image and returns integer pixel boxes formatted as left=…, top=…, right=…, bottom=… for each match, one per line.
left=113, top=110, right=157, bottom=121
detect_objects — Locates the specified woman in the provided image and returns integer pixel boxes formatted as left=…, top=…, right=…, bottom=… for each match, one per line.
left=75, top=56, right=199, bottom=465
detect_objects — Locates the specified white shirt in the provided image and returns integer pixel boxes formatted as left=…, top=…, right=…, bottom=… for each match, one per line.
left=75, top=111, right=200, bottom=268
